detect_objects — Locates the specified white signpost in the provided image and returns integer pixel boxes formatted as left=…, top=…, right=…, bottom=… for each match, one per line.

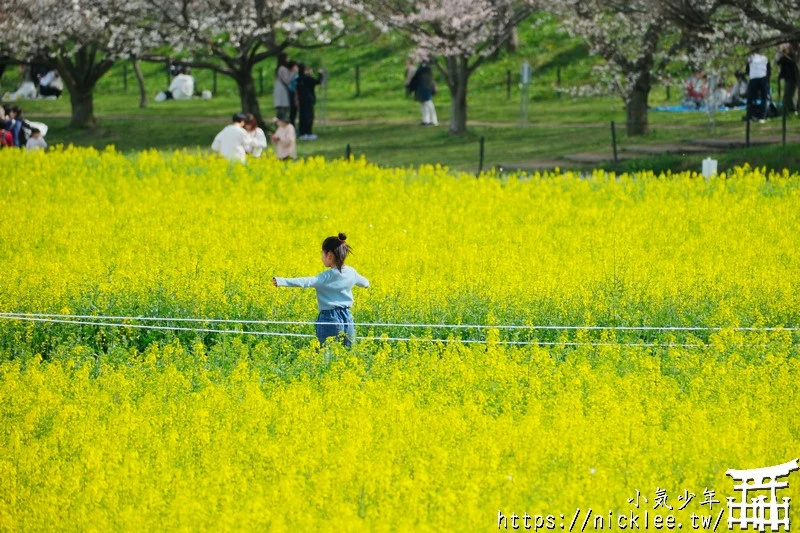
left=519, top=61, right=531, bottom=125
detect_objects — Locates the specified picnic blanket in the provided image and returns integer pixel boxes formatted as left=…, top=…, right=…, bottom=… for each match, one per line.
left=654, top=104, right=746, bottom=112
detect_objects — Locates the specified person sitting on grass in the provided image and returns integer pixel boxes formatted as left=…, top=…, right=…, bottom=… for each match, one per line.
left=270, top=111, right=296, bottom=160
left=272, top=233, right=370, bottom=348
left=1, top=65, right=37, bottom=102
left=724, top=71, right=748, bottom=107
left=211, top=113, right=248, bottom=163
left=25, top=128, right=47, bottom=151
left=683, top=70, right=708, bottom=109
left=155, top=67, right=195, bottom=102
left=38, top=70, right=63, bottom=99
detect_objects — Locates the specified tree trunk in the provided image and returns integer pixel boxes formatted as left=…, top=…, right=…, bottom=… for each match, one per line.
left=446, top=56, right=470, bottom=135
left=55, top=49, right=114, bottom=129
left=132, top=58, right=147, bottom=109
left=625, top=74, right=651, bottom=136
left=507, top=26, right=520, bottom=53
left=68, top=83, right=96, bottom=129
left=237, top=71, right=266, bottom=129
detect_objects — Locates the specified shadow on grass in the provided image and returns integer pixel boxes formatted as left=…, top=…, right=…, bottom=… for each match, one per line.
left=537, top=43, right=592, bottom=72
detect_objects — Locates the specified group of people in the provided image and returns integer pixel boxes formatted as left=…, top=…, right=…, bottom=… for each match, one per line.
left=405, top=59, right=438, bottom=126
left=741, top=44, right=798, bottom=122
left=1, top=104, right=48, bottom=151
left=1, top=64, right=63, bottom=102
left=211, top=111, right=296, bottom=163
left=683, top=69, right=747, bottom=109
left=273, top=53, right=323, bottom=140
left=681, top=44, right=799, bottom=122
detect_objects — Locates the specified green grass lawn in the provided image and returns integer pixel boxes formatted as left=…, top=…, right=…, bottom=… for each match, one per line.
left=3, top=13, right=799, bottom=173
left=27, top=96, right=800, bottom=173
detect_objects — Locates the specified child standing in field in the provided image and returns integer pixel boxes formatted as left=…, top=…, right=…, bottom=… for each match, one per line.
left=270, top=112, right=297, bottom=160
left=25, top=128, right=47, bottom=151
left=272, top=233, right=369, bottom=347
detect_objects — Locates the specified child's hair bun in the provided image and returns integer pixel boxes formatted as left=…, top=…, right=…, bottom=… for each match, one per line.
left=338, top=232, right=347, bottom=242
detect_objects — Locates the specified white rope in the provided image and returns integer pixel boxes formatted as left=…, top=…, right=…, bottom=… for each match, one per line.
left=357, top=336, right=706, bottom=348
left=1, top=312, right=798, bottom=332
left=1, top=316, right=314, bottom=339
left=2, top=314, right=797, bottom=349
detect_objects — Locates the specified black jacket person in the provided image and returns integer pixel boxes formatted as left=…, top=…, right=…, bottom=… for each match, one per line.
left=296, top=64, right=324, bottom=138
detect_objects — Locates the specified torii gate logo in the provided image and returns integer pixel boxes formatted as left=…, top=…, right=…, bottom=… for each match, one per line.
left=726, top=459, right=799, bottom=531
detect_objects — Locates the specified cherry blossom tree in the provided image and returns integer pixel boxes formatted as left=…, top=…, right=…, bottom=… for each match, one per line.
left=719, top=0, right=800, bottom=44
left=553, top=0, right=686, bottom=136
left=556, top=0, right=797, bottom=137
left=658, top=0, right=798, bottom=60
left=657, top=0, right=798, bottom=96
left=0, top=0, right=155, bottom=128
left=365, top=0, right=538, bottom=135
left=711, top=1, right=799, bottom=98
left=142, top=0, right=352, bottom=129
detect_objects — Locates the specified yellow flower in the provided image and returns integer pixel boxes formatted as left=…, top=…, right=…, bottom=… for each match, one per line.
left=0, top=148, right=798, bottom=529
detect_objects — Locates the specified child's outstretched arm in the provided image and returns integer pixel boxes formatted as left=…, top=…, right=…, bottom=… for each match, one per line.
left=273, top=270, right=330, bottom=288
left=355, top=272, right=370, bottom=289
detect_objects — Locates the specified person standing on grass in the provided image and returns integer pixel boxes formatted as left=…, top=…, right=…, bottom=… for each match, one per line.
left=287, top=61, right=299, bottom=127
left=0, top=105, right=27, bottom=147
left=243, top=113, right=268, bottom=158
left=407, top=60, right=438, bottom=126
left=745, top=49, right=771, bottom=122
left=273, top=53, right=294, bottom=118
left=211, top=113, right=248, bottom=163
left=777, top=44, right=798, bottom=115
left=272, top=233, right=369, bottom=348
left=270, top=111, right=297, bottom=160
left=296, top=64, right=323, bottom=140
left=0, top=106, right=10, bottom=148
left=0, top=128, right=11, bottom=148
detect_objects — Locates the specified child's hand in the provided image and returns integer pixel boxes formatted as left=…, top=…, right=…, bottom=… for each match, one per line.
left=272, top=277, right=278, bottom=287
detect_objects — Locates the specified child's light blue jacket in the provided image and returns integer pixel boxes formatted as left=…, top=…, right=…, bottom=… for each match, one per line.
left=275, top=266, right=369, bottom=310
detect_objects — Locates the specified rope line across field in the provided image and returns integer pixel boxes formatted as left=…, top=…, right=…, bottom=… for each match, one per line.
left=1, top=312, right=798, bottom=349
left=2, top=312, right=799, bottom=331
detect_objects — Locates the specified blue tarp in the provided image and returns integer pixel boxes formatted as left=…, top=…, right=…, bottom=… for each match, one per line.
left=654, top=104, right=747, bottom=112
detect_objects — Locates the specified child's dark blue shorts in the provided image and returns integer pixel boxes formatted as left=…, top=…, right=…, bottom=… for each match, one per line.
left=315, top=307, right=355, bottom=347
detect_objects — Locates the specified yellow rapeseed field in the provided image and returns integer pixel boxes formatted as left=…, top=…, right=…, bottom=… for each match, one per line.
left=0, top=147, right=798, bottom=530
